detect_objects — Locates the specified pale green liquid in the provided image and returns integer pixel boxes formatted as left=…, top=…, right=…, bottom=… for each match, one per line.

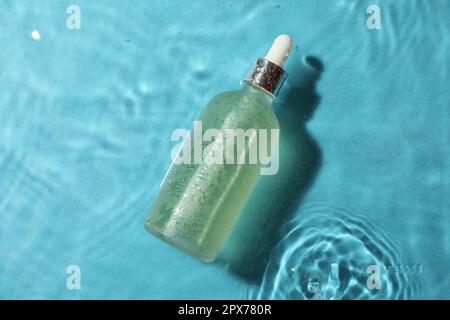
left=145, top=83, right=279, bottom=262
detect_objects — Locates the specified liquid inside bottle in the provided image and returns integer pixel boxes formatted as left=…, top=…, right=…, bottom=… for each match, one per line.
left=145, top=35, right=293, bottom=262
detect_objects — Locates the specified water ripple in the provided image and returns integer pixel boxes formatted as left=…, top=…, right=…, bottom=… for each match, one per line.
left=247, top=204, right=422, bottom=300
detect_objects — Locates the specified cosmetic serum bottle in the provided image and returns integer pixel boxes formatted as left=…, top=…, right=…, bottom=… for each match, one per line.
left=145, top=35, right=293, bottom=262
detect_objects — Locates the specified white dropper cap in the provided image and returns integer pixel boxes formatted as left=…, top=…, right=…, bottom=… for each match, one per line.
left=244, top=35, right=293, bottom=97
left=264, top=34, right=293, bottom=68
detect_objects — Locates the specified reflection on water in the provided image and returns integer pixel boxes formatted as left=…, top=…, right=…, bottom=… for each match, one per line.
left=247, top=204, right=423, bottom=299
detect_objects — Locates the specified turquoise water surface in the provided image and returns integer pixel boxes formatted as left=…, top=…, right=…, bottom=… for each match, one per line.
left=0, top=0, right=449, bottom=299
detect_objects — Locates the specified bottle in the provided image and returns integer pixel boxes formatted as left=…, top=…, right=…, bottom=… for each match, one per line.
left=145, top=35, right=293, bottom=262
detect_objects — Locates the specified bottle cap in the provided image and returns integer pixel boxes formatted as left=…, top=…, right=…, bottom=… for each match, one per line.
left=244, top=35, right=293, bottom=97
left=264, top=34, right=293, bottom=68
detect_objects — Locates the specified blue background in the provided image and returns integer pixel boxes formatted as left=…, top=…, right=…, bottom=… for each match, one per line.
left=0, top=0, right=449, bottom=299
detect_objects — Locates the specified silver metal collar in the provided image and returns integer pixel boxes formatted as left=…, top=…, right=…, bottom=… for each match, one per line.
left=243, top=58, right=287, bottom=98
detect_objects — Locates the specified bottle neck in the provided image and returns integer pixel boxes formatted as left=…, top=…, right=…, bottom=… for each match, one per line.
left=241, top=82, right=275, bottom=105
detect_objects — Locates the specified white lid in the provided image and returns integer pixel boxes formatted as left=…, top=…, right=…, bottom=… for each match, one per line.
left=264, top=34, right=293, bottom=68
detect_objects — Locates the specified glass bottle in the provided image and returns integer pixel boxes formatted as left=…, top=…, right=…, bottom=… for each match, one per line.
left=145, top=35, right=293, bottom=262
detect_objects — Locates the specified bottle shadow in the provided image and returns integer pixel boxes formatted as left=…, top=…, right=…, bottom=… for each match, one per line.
left=216, top=55, right=324, bottom=284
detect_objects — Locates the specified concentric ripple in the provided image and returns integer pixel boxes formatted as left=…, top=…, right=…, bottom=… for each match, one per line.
left=247, top=204, right=422, bottom=300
